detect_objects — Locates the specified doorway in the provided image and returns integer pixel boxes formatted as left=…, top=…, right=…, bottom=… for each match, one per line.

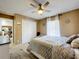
left=0, top=18, right=14, bottom=46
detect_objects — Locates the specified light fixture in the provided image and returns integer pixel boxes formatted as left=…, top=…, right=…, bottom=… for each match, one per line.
left=37, top=4, right=44, bottom=14
left=38, top=9, right=43, bottom=14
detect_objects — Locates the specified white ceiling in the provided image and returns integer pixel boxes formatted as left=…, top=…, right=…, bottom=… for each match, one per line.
left=0, top=0, right=79, bottom=19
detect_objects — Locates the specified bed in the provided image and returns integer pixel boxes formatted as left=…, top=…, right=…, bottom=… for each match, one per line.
left=27, top=36, right=75, bottom=59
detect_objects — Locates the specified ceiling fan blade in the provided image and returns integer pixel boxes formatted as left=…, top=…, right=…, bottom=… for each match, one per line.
left=43, top=1, right=49, bottom=7
left=30, top=3, right=37, bottom=8
left=33, top=0, right=40, bottom=4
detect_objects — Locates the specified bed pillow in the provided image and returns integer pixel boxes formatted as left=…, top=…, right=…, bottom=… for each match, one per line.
left=66, top=34, right=78, bottom=44
left=71, top=38, right=79, bottom=48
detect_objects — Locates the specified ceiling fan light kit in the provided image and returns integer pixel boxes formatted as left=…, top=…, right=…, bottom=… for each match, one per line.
left=38, top=9, right=43, bottom=14
left=37, top=4, right=44, bottom=14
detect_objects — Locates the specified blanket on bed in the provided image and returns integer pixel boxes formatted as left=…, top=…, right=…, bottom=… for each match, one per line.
left=27, top=39, right=75, bottom=59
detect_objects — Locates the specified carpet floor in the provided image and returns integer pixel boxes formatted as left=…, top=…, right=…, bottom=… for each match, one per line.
left=9, top=43, right=37, bottom=59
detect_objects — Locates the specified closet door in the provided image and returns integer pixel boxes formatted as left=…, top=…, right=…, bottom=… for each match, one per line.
left=22, top=19, right=36, bottom=43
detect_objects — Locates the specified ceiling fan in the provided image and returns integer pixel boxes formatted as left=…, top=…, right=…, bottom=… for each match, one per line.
left=30, top=0, right=50, bottom=14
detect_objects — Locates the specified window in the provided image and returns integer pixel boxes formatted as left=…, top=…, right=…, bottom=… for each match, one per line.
left=47, top=16, right=60, bottom=36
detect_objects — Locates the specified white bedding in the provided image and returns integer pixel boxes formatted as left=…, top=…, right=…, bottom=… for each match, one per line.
left=34, top=36, right=68, bottom=46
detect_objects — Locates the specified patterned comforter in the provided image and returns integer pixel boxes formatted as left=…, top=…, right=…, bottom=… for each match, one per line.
left=27, top=36, right=75, bottom=59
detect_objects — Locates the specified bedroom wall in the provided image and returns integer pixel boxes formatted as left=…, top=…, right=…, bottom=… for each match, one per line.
left=37, top=19, right=47, bottom=35
left=14, top=14, right=37, bottom=44
left=37, top=16, right=60, bottom=36
left=36, top=9, right=79, bottom=37
left=14, top=14, right=22, bottom=44
left=60, top=9, right=79, bottom=36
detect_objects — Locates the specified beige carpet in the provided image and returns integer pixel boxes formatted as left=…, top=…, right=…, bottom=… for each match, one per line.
left=9, top=43, right=36, bottom=59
